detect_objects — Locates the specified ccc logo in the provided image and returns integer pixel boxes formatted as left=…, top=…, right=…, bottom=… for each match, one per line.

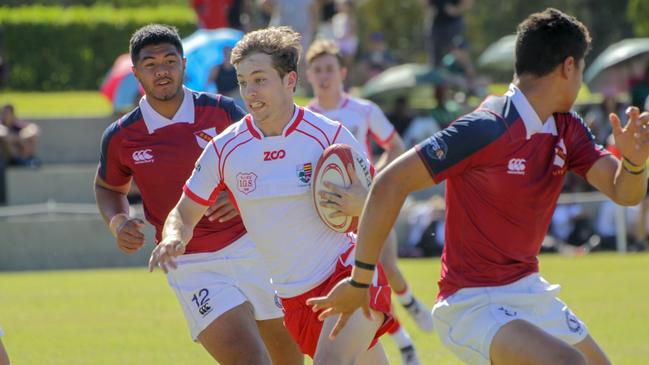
left=263, top=149, right=286, bottom=161
left=507, top=158, right=526, bottom=174
left=132, top=149, right=153, bottom=162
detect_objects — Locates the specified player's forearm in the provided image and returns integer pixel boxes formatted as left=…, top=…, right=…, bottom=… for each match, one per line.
left=352, top=170, right=409, bottom=283
left=161, top=208, right=196, bottom=246
left=94, top=184, right=130, bottom=227
left=612, top=161, right=647, bottom=206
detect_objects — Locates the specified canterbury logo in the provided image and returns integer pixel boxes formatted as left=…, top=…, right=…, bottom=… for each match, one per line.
left=132, top=149, right=154, bottom=164
left=507, top=158, right=526, bottom=175
left=263, top=149, right=286, bottom=161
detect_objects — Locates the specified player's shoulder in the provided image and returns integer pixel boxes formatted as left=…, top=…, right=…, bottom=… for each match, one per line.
left=344, top=95, right=378, bottom=113
left=302, top=107, right=343, bottom=130
left=101, top=107, right=144, bottom=141
left=191, top=90, right=235, bottom=110
left=211, top=115, right=252, bottom=147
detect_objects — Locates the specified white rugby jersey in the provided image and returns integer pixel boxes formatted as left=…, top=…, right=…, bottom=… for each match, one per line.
left=184, top=105, right=368, bottom=297
left=308, top=95, right=396, bottom=156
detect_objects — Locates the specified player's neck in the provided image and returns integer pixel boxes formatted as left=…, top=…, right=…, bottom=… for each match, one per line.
left=514, top=76, right=562, bottom=123
left=315, top=90, right=344, bottom=110
left=147, top=89, right=185, bottom=120
left=256, top=102, right=296, bottom=137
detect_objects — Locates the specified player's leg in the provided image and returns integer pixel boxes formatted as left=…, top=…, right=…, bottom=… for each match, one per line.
left=573, top=334, right=612, bottom=365
left=313, top=309, right=388, bottom=365
left=386, top=320, right=421, bottom=365
left=256, top=317, right=304, bottom=365
left=0, top=337, right=9, bottom=365
left=356, top=341, right=390, bottom=365
left=379, top=229, right=433, bottom=332
left=490, top=319, right=587, bottom=365
left=197, top=302, right=271, bottom=365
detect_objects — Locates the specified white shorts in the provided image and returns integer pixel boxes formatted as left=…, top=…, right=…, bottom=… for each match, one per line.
left=165, top=234, right=283, bottom=340
left=432, top=273, right=588, bottom=365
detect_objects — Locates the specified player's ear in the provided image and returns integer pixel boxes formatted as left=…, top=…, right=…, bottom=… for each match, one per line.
left=285, top=70, right=298, bottom=91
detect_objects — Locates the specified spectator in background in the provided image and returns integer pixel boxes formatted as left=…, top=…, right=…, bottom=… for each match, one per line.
left=630, top=63, right=649, bottom=110
left=386, top=96, right=415, bottom=136
left=0, top=104, right=40, bottom=167
left=191, top=0, right=233, bottom=29
left=584, top=87, right=626, bottom=145
left=207, top=47, right=243, bottom=108
left=427, top=0, right=472, bottom=67
left=332, top=0, right=358, bottom=70
left=358, top=32, right=395, bottom=83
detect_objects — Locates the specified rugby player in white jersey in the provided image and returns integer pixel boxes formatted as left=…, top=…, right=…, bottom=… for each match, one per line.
left=148, top=26, right=394, bottom=364
left=305, top=39, right=433, bottom=365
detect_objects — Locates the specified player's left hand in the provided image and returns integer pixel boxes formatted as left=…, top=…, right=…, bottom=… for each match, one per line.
left=148, top=238, right=186, bottom=273
left=318, top=164, right=368, bottom=218
left=610, top=107, right=649, bottom=165
left=306, top=278, right=372, bottom=340
left=205, top=191, right=239, bottom=222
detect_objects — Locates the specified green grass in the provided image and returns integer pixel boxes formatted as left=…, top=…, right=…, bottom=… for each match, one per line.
left=0, top=91, right=112, bottom=118
left=1, top=253, right=648, bottom=364
left=0, top=91, right=310, bottom=119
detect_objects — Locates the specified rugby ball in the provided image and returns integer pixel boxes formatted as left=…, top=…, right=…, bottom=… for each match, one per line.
left=312, top=144, right=373, bottom=233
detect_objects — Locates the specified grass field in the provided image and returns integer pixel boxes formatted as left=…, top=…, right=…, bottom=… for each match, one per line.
left=1, top=253, right=648, bottom=364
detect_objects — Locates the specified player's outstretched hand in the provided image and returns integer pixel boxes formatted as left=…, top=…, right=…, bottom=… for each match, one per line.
left=318, top=164, right=368, bottom=218
left=610, top=107, right=649, bottom=165
left=205, top=191, right=239, bottom=222
left=148, top=239, right=185, bottom=273
left=111, top=214, right=146, bottom=254
left=306, top=278, right=372, bottom=340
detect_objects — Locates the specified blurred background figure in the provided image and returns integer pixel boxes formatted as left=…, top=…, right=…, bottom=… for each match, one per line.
left=0, top=104, right=40, bottom=168
left=584, top=87, right=626, bottom=145
left=358, top=31, right=396, bottom=83
left=207, top=46, right=244, bottom=108
left=191, top=0, right=234, bottom=29
left=332, top=0, right=358, bottom=70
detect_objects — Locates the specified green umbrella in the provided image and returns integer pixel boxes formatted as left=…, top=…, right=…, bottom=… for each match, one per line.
left=477, top=34, right=517, bottom=72
left=361, top=63, right=446, bottom=99
left=584, top=38, right=649, bottom=93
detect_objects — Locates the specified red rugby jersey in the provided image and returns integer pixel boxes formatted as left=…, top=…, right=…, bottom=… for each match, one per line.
left=98, top=87, right=246, bottom=254
left=416, top=85, right=609, bottom=299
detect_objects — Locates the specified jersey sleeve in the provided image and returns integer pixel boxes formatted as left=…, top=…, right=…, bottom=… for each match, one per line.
left=183, top=141, right=223, bottom=206
left=565, top=113, right=610, bottom=178
left=415, top=111, right=506, bottom=184
left=218, top=95, right=246, bottom=122
left=97, top=121, right=131, bottom=186
left=334, top=123, right=370, bottom=159
left=367, top=102, right=396, bottom=147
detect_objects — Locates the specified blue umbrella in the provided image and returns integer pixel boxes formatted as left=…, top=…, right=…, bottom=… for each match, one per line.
left=182, top=28, right=244, bottom=92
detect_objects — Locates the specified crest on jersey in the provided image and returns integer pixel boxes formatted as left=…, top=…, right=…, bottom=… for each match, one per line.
left=552, top=138, right=568, bottom=176
left=236, top=172, right=257, bottom=194
left=296, top=162, right=312, bottom=185
left=424, top=133, right=448, bottom=161
left=194, top=128, right=217, bottom=149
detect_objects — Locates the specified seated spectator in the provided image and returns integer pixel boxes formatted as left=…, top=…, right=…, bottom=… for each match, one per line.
left=0, top=104, right=40, bottom=167
left=358, top=32, right=395, bottom=82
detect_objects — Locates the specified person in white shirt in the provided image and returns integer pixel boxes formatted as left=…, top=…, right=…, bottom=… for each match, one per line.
left=305, top=39, right=434, bottom=365
left=148, top=26, right=394, bottom=364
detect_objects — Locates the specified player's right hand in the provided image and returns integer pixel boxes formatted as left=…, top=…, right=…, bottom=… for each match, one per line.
left=148, top=238, right=185, bottom=273
left=111, top=214, right=146, bottom=254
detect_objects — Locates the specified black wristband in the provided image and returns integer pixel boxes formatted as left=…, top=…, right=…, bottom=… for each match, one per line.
left=348, top=278, right=371, bottom=288
left=623, top=164, right=645, bottom=175
left=623, top=156, right=641, bottom=167
left=354, top=259, right=376, bottom=271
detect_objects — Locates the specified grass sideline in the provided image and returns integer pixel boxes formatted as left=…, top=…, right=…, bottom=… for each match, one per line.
left=0, top=91, right=312, bottom=119
left=1, top=253, right=648, bottom=364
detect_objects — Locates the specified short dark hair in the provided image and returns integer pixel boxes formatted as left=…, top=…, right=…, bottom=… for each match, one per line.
left=515, top=8, right=591, bottom=77
left=129, top=24, right=184, bottom=65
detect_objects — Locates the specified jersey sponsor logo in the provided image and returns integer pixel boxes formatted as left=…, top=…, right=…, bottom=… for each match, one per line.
left=296, top=162, right=312, bottom=185
left=507, top=158, right=526, bottom=175
left=194, top=128, right=217, bottom=149
left=191, top=288, right=213, bottom=317
left=132, top=149, right=154, bottom=164
left=423, top=134, right=448, bottom=161
left=263, top=149, right=286, bottom=161
left=236, top=172, right=257, bottom=194
left=553, top=138, right=568, bottom=176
